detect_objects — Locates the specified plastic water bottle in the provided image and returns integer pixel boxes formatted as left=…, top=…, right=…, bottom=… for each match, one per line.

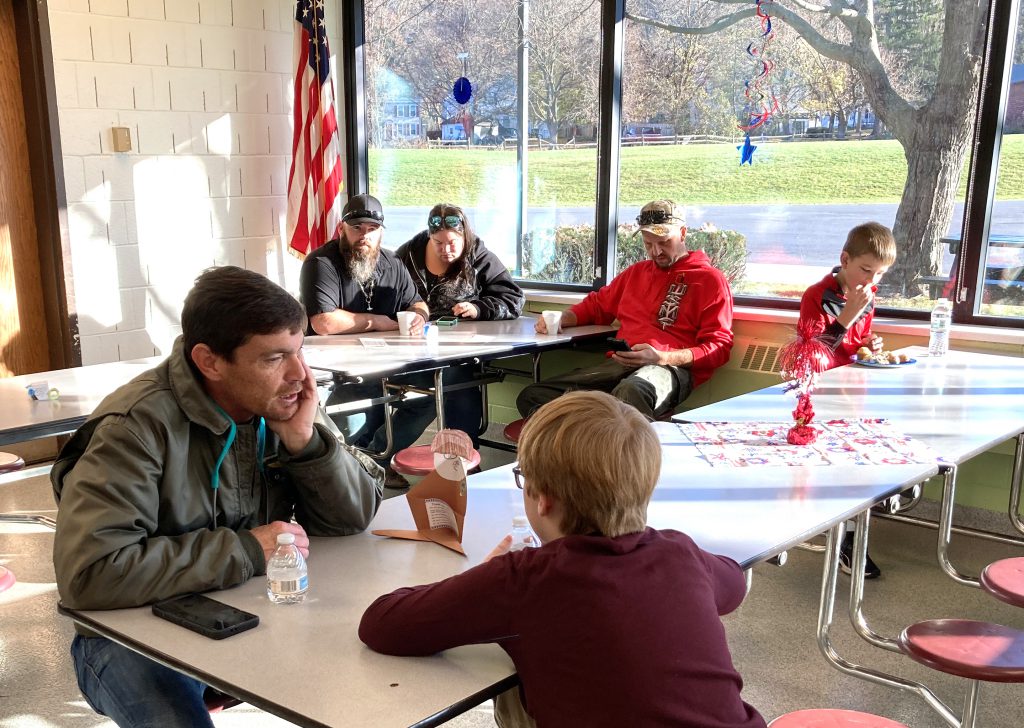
left=509, top=515, right=537, bottom=552
left=928, top=298, right=952, bottom=357
left=266, top=532, right=308, bottom=604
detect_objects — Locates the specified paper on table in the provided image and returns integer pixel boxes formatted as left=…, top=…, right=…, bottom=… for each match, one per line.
left=359, top=338, right=388, bottom=348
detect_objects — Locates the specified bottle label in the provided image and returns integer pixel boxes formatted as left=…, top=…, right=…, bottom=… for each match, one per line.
left=270, top=575, right=308, bottom=594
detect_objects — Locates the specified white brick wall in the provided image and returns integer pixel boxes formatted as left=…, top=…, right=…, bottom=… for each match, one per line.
left=50, top=0, right=341, bottom=364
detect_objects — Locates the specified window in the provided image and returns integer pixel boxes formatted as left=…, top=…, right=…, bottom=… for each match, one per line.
left=349, top=1, right=1020, bottom=325
left=361, top=0, right=601, bottom=286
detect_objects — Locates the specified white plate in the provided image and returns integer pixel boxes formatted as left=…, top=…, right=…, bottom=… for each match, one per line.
left=852, top=357, right=917, bottom=368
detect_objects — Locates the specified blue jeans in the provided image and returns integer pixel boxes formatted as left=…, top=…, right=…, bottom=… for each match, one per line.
left=329, top=364, right=484, bottom=458
left=72, top=634, right=214, bottom=728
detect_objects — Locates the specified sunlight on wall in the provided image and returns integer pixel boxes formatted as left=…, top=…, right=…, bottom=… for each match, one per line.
left=68, top=182, right=120, bottom=328
left=205, top=114, right=234, bottom=158
left=133, top=156, right=217, bottom=353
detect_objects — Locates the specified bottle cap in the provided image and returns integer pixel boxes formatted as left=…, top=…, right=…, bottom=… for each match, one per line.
left=276, top=532, right=295, bottom=545
left=512, top=515, right=529, bottom=528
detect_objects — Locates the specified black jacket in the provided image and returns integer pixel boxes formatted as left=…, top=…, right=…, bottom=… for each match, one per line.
left=394, top=231, right=524, bottom=321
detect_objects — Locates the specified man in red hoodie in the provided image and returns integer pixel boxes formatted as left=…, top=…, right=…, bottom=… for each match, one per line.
left=517, top=200, right=734, bottom=420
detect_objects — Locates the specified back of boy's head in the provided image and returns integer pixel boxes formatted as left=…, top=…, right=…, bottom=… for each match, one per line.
left=843, top=222, right=897, bottom=266
left=517, top=391, right=661, bottom=538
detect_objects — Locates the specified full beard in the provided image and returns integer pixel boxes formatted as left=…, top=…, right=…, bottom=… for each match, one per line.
left=341, top=242, right=379, bottom=284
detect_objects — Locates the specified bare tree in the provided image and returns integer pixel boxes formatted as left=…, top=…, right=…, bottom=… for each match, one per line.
left=627, top=0, right=988, bottom=292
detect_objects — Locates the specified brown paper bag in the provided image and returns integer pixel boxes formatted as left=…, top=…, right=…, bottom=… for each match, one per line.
left=371, top=430, right=473, bottom=555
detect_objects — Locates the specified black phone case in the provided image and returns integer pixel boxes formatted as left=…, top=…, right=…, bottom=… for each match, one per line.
left=608, top=338, right=631, bottom=352
left=152, top=594, right=259, bottom=640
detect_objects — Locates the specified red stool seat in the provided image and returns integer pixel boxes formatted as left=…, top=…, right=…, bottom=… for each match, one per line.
left=980, top=557, right=1024, bottom=608
left=391, top=444, right=481, bottom=477
left=898, top=619, right=1024, bottom=682
left=0, top=452, right=25, bottom=474
left=0, top=566, right=15, bottom=594
left=503, top=418, right=526, bottom=444
left=769, top=709, right=909, bottom=727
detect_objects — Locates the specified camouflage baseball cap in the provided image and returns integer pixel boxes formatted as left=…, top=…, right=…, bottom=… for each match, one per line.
left=636, top=200, right=686, bottom=236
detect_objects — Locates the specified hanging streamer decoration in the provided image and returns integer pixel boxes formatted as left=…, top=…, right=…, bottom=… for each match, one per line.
left=738, top=0, right=780, bottom=164
left=778, top=320, right=832, bottom=445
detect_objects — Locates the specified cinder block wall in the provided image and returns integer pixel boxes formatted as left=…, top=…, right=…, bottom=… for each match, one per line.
left=49, top=0, right=339, bottom=363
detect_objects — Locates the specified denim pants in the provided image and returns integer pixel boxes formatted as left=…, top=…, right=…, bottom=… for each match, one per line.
left=328, top=364, right=484, bottom=459
left=71, top=634, right=214, bottom=728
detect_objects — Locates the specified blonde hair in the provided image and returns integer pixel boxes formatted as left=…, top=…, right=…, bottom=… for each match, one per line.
left=517, top=391, right=661, bottom=537
left=843, top=222, right=897, bottom=266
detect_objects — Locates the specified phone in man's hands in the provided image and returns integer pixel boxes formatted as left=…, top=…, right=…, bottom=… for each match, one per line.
left=152, top=594, right=259, bottom=640
left=607, top=338, right=632, bottom=353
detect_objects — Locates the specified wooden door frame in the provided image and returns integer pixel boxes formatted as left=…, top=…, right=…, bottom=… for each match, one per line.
left=12, top=0, right=75, bottom=369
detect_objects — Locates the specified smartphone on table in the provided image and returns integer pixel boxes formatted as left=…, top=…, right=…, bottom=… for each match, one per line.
left=152, top=594, right=259, bottom=640
left=436, top=315, right=459, bottom=327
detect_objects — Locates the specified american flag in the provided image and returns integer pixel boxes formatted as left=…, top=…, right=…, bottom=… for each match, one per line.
left=286, top=0, right=343, bottom=257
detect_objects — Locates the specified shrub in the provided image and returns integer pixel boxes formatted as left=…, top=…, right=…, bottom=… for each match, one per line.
left=521, top=222, right=746, bottom=286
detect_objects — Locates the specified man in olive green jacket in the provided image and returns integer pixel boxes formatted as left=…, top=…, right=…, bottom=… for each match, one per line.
left=52, top=266, right=383, bottom=728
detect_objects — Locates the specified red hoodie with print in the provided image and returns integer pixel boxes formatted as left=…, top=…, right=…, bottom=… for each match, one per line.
left=570, top=250, right=734, bottom=387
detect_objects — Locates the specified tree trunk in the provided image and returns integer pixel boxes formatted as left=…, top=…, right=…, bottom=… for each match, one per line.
left=836, top=108, right=847, bottom=139
left=887, top=112, right=974, bottom=294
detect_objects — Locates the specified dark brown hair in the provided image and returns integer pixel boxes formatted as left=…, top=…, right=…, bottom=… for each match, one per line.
left=427, top=202, right=478, bottom=284
left=182, top=266, right=306, bottom=361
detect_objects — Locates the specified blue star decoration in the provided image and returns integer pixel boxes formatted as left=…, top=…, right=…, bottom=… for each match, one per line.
left=738, top=135, right=757, bottom=165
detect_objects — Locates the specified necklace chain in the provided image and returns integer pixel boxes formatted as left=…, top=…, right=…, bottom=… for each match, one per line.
left=357, top=275, right=376, bottom=311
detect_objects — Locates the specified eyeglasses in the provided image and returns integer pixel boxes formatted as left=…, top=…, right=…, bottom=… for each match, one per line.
left=428, top=214, right=464, bottom=232
left=342, top=209, right=384, bottom=224
left=637, top=208, right=681, bottom=227
left=512, top=466, right=525, bottom=490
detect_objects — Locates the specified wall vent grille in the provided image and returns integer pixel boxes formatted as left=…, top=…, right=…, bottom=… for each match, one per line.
left=739, top=341, right=782, bottom=373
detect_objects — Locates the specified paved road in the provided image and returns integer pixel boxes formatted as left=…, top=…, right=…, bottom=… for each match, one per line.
left=380, top=201, right=1024, bottom=272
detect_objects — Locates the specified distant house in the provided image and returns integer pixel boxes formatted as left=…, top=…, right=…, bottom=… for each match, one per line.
left=375, top=69, right=422, bottom=143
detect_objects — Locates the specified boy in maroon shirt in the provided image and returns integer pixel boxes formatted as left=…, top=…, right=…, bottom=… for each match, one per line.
left=798, top=221, right=897, bottom=578
left=359, top=391, right=766, bottom=728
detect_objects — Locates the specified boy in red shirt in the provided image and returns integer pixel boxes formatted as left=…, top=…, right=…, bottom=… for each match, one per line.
left=359, top=391, right=766, bottom=728
left=798, top=222, right=896, bottom=370
left=798, top=221, right=897, bottom=578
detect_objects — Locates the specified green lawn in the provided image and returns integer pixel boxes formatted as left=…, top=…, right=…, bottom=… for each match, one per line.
left=369, top=136, right=1024, bottom=207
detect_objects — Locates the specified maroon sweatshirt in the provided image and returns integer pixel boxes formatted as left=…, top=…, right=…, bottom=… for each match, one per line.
left=359, top=527, right=766, bottom=728
left=569, top=251, right=734, bottom=387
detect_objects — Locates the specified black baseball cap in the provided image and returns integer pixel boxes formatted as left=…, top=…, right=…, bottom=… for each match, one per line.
left=341, top=194, right=385, bottom=226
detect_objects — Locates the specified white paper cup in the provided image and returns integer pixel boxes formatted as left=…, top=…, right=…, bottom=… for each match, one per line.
left=541, top=310, right=562, bottom=334
left=397, top=311, right=416, bottom=336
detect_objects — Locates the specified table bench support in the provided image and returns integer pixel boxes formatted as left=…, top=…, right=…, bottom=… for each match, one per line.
left=817, top=522, right=961, bottom=728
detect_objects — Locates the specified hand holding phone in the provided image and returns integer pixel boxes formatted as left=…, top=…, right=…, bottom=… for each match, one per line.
left=152, top=594, right=259, bottom=640
left=607, top=338, right=632, bottom=353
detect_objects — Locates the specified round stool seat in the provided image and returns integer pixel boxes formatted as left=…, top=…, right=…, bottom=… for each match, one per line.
left=769, top=709, right=909, bottom=727
left=0, top=452, right=25, bottom=474
left=391, top=444, right=481, bottom=477
left=503, top=418, right=526, bottom=444
left=981, top=557, right=1024, bottom=608
left=898, top=619, right=1024, bottom=682
left=0, top=566, right=15, bottom=594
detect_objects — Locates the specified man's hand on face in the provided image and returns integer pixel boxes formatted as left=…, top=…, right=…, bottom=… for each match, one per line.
left=612, top=342, right=663, bottom=369
left=250, top=521, right=310, bottom=560
left=265, top=357, right=318, bottom=455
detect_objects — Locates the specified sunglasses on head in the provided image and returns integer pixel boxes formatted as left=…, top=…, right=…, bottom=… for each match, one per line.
left=637, top=209, right=681, bottom=227
left=342, top=209, right=384, bottom=224
left=428, top=214, right=464, bottom=232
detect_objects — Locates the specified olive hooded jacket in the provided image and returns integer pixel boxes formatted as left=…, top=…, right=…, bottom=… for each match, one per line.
left=52, top=338, right=383, bottom=615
